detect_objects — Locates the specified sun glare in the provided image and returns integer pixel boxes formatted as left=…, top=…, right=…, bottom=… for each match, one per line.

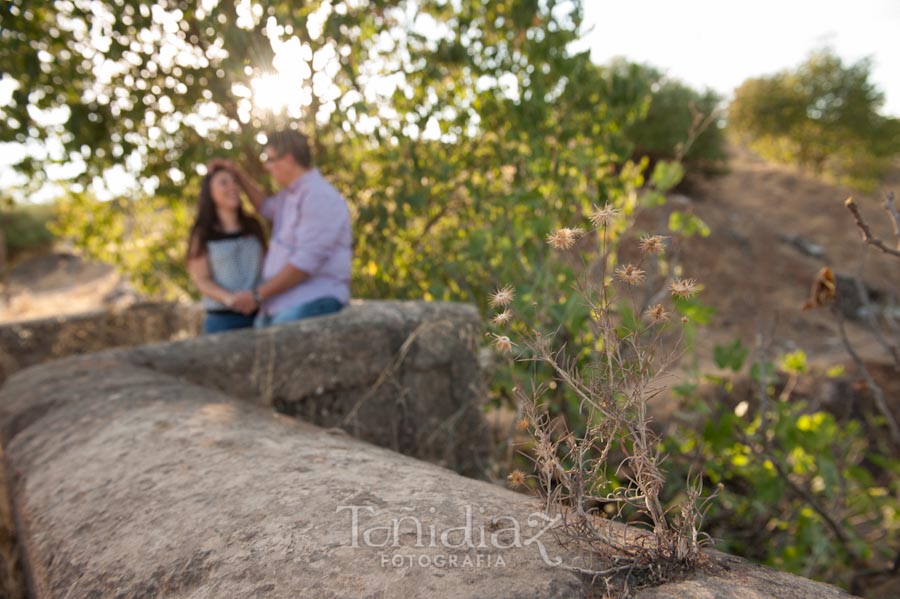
left=250, top=73, right=295, bottom=112
left=249, top=26, right=343, bottom=119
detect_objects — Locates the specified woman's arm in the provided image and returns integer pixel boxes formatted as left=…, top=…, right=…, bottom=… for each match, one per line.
left=187, top=237, right=236, bottom=306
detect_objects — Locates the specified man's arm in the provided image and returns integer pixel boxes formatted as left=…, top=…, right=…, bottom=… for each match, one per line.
left=257, top=264, right=309, bottom=298
left=232, top=183, right=350, bottom=314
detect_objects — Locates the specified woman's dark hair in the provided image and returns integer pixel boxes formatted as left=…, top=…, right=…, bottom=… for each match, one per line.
left=186, top=166, right=267, bottom=260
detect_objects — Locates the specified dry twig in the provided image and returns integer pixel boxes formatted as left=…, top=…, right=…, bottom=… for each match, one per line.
left=845, top=197, right=900, bottom=258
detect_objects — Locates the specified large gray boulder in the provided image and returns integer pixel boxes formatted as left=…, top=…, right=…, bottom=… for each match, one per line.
left=108, top=301, right=491, bottom=477
left=0, top=300, right=491, bottom=477
left=2, top=359, right=586, bottom=599
left=0, top=358, right=853, bottom=599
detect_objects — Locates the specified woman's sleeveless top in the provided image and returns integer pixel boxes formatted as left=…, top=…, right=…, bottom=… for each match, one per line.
left=202, top=231, right=264, bottom=312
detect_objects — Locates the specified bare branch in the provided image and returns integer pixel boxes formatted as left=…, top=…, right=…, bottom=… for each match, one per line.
left=845, top=197, right=900, bottom=258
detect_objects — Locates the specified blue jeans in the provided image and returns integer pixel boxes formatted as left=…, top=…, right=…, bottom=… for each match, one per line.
left=204, top=311, right=257, bottom=334
left=255, top=296, right=344, bottom=327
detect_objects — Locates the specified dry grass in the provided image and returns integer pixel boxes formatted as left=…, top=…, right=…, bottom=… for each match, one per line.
left=492, top=211, right=716, bottom=596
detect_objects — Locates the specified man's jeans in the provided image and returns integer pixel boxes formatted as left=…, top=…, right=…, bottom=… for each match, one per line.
left=255, top=296, right=344, bottom=328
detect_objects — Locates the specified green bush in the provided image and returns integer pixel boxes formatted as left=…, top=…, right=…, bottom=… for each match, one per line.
left=0, top=203, right=56, bottom=261
left=600, top=60, right=727, bottom=167
left=666, top=342, right=900, bottom=588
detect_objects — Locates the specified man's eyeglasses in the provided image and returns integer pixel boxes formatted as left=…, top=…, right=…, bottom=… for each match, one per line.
left=261, top=151, right=284, bottom=164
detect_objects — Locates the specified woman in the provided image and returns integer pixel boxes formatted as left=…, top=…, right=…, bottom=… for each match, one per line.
left=186, top=165, right=267, bottom=334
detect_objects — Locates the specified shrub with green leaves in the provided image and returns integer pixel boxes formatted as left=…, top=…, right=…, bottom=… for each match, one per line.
left=668, top=340, right=900, bottom=588
left=600, top=60, right=726, bottom=167
left=0, top=202, right=56, bottom=262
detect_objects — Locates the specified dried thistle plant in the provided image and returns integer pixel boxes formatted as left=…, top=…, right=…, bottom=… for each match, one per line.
left=488, top=207, right=716, bottom=591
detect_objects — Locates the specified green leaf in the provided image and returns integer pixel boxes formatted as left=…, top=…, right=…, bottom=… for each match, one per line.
left=826, top=364, right=845, bottom=378
left=674, top=296, right=714, bottom=325
left=779, top=350, right=808, bottom=375
left=668, top=210, right=711, bottom=237
left=650, top=160, right=684, bottom=192
left=639, top=190, right=666, bottom=207
left=714, top=338, right=749, bottom=372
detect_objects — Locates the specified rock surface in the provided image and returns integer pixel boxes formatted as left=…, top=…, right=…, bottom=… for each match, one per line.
left=0, top=301, right=201, bottom=385
left=0, top=300, right=491, bottom=477
left=112, top=301, right=491, bottom=477
left=2, top=359, right=587, bottom=599
left=0, top=300, right=858, bottom=598
left=0, top=357, right=855, bottom=599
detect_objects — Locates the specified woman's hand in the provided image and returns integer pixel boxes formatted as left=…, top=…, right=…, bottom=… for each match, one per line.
left=222, top=292, right=237, bottom=308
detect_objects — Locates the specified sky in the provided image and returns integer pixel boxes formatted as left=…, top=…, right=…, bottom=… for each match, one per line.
left=580, top=0, right=900, bottom=117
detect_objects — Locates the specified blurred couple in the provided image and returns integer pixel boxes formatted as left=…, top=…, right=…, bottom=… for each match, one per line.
left=186, top=129, right=352, bottom=334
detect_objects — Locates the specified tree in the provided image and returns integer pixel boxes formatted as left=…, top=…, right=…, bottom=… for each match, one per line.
left=601, top=60, right=725, bottom=166
left=3, top=0, right=656, bottom=300
left=729, top=48, right=899, bottom=185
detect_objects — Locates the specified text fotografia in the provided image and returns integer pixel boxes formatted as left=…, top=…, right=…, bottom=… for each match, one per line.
left=382, top=553, right=507, bottom=569
left=336, top=504, right=562, bottom=567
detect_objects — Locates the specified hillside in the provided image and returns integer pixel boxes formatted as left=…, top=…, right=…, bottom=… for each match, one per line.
left=678, top=145, right=900, bottom=367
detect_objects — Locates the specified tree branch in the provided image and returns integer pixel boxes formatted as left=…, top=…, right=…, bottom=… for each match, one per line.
left=845, top=197, right=900, bottom=257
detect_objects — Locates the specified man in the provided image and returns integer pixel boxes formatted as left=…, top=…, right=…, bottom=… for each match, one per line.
left=211, top=129, right=352, bottom=325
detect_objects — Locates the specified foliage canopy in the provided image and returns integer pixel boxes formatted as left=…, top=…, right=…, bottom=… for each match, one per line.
left=729, top=48, right=900, bottom=188
left=2, top=0, right=687, bottom=305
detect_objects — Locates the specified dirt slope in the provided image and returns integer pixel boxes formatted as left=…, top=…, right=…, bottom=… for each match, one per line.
left=0, top=252, right=134, bottom=323
left=676, top=145, right=900, bottom=367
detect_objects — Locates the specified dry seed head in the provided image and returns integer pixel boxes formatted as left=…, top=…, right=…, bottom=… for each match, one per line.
left=614, top=264, right=646, bottom=285
left=489, top=285, right=515, bottom=308
left=670, top=278, right=700, bottom=299
left=516, top=417, right=530, bottom=431
left=546, top=227, right=584, bottom=250
left=491, top=309, right=513, bottom=326
left=639, top=234, right=668, bottom=255
left=507, top=470, right=526, bottom=487
left=589, top=204, right=621, bottom=228
left=493, top=334, right=515, bottom=353
left=644, top=303, right=670, bottom=323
